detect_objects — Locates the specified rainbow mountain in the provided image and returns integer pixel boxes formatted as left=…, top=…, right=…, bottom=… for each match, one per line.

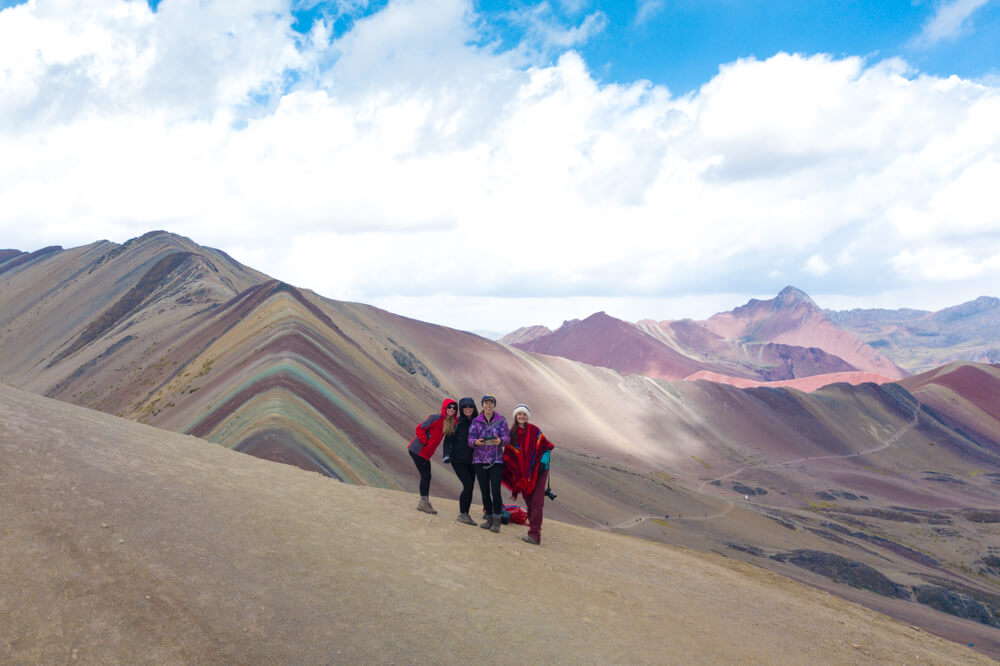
left=3, top=230, right=1000, bottom=654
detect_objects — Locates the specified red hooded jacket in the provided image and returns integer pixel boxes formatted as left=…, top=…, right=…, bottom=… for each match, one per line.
left=407, top=398, right=458, bottom=460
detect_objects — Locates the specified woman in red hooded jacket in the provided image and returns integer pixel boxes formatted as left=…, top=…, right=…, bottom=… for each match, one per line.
left=502, top=403, right=554, bottom=545
left=407, top=398, right=458, bottom=514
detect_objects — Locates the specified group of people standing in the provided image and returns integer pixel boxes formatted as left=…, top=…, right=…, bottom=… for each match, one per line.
left=407, top=394, right=554, bottom=545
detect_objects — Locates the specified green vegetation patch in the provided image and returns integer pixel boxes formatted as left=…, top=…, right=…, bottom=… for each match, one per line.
left=690, top=455, right=712, bottom=469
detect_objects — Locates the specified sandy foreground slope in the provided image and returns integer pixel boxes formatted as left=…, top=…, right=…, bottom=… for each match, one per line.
left=0, top=384, right=991, bottom=665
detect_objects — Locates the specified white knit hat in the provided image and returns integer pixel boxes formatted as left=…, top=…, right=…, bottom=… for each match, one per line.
left=512, top=403, right=531, bottom=419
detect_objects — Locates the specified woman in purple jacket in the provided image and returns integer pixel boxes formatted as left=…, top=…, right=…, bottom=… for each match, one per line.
left=468, top=394, right=510, bottom=533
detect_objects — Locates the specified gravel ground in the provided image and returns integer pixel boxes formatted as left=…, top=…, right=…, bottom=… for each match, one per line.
left=1, top=383, right=992, bottom=665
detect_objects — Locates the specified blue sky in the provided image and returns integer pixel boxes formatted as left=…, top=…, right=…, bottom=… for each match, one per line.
left=591, top=0, right=997, bottom=90
left=509, top=1, right=996, bottom=91
left=134, top=0, right=1000, bottom=94
left=274, top=0, right=1000, bottom=92
left=1, top=0, right=999, bottom=331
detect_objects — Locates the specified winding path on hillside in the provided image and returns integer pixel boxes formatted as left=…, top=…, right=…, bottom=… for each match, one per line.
left=611, top=502, right=734, bottom=529
left=614, top=399, right=923, bottom=531
left=695, top=398, right=923, bottom=495
left=557, top=501, right=617, bottom=530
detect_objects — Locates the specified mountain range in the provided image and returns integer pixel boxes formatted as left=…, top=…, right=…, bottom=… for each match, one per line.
left=2, top=231, right=1000, bottom=657
left=502, top=286, right=1000, bottom=389
left=827, top=297, right=1000, bottom=373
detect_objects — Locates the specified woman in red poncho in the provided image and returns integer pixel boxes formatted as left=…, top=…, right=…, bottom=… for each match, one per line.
left=502, top=403, right=554, bottom=545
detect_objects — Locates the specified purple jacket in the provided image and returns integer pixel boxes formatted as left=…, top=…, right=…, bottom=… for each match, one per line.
left=468, top=412, right=510, bottom=465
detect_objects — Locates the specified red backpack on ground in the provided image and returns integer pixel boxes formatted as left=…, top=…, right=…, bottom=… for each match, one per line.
left=503, top=504, right=527, bottom=525
left=482, top=504, right=528, bottom=524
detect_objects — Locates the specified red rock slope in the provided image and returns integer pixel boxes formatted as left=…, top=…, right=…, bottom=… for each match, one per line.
left=504, top=288, right=898, bottom=384
left=703, top=286, right=908, bottom=379
left=684, top=370, right=897, bottom=392
left=509, top=311, right=707, bottom=379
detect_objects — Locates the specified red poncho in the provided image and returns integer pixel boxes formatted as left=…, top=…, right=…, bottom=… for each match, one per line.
left=502, top=423, right=554, bottom=499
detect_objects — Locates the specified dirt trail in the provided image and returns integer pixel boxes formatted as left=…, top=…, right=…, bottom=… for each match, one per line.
left=1, top=385, right=989, bottom=665
left=612, top=408, right=921, bottom=532
left=612, top=503, right=735, bottom=529
left=609, top=401, right=922, bottom=530
left=691, top=400, right=923, bottom=497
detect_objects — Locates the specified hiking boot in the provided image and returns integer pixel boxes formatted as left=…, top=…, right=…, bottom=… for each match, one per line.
left=417, top=499, right=438, bottom=515
left=480, top=516, right=494, bottom=529
left=490, top=515, right=501, bottom=533
left=457, top=513, right=476, bottom=525
left=522, top=535, right=540, bottom=545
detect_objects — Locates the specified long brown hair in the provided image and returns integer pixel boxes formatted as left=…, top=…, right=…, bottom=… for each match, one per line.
left=442, top=413, right=457, bottom=436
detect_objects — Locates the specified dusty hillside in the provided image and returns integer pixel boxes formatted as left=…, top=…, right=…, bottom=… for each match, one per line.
left=0, top=232, right=267, bottom=382
left=0, top=384, right=993, bottom=665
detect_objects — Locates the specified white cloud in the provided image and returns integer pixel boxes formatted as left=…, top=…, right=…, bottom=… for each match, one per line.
left=914, top=0, right=993, bottom=47
left=1, top=1, right=1000, bottom=331
left=556, top=0, right=589, bottom=15
left=506, top=2, right=607, bottom=51
left=890, top=246, right=1000, bottom=281
left=635, top=0, right=665, bottom=26
left=804, top=255, right=830, bottom=276
left=0, top=0, right=312, bottom=129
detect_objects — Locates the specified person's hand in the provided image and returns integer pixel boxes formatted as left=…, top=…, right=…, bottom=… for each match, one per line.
left=474, top=439, right=483, bottom=446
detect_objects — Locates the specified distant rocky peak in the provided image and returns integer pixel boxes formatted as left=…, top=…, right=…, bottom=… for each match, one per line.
left=932, top=295, right=1000, bottom=322
left=970, top=296, right=1000, bottom=309
left=498, top=325, right=551, bottom=345
left=138, top=229, right=174, bottom=241
left=775, top=285, right=819, bottom=311
left=125, top=230, right=197, bottom=250
left=575, top=311, right=635, bottom=330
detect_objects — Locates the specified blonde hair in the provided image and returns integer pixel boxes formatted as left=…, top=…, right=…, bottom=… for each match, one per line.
left=442, top=413, right=456, bottom=436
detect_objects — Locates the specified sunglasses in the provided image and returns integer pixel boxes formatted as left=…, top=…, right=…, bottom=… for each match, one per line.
left=446, top=405, right=457, bottom=411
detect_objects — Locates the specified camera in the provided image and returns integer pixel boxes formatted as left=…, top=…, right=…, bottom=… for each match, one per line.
left=544, top=487, right=557, bottom=500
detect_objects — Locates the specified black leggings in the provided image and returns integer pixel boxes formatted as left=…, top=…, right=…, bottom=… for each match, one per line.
left=451, top=462, right=476, bottom=514
left=410, top=452, right=431, bottom=497
left=474, top=463, right=504, bottom=516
